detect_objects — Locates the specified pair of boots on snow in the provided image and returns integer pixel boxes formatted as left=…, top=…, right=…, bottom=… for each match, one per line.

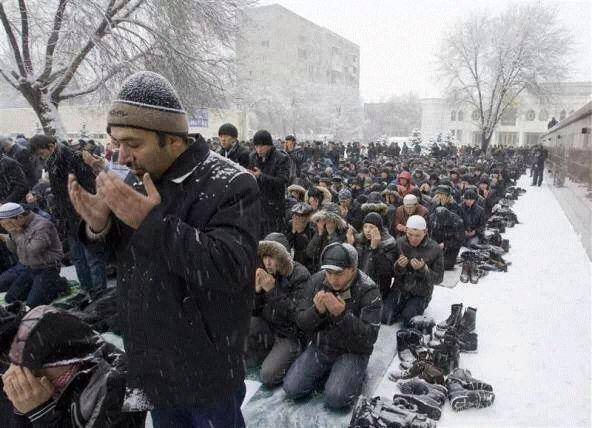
left=391, top=306, right=478, bottom=377
left=350, top=370, right=495, bottom=427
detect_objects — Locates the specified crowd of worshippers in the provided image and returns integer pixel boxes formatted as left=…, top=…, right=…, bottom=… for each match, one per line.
left=0, top=124, right=530, bottom=419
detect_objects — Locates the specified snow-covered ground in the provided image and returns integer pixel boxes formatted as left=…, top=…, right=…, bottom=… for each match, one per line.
left=373, top=175, right=592, bottom=427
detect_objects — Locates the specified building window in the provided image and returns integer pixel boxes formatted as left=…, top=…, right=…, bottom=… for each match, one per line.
left=472, top=131, right=483, bottom=145
left=456, top=130, right=463, bottom=143
left=497, top=132, right=519, bottom=146
left=539, top=109, right=549, bottom=121
left=526, top=110, right=535, bottom=121
left=472, top=110, right=480, bottom=121
left=298, top=35, right=306, bottom=43
left=298, top=48, right=307, bottom=59
left=560, top=110, right=566, bottom=120
left=457, top=111, right=464, bottom=121
left=332, top=47, right=339, bottom=56
left=450, top=111, right=456, bottom=121
left=261, top=40, right=269, bottom=47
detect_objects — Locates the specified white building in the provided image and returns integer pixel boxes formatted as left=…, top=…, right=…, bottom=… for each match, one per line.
left=421, top=82, right=592, bottom=147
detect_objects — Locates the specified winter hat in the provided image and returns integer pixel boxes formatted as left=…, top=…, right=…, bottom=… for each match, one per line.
left=258, top=233, right=293, bottom=276
left=287, top=184, right=306, bottom=199
left=218, top=123, right=238, bottom=138
left=107, top=71, right=188, bottom=135
left=406, top=215, right=427, bottom=231
left=434, top=185, right=452, bottom=196
left=403, top=194, right=418, bottom=206
left=9, top=306, right=100, bottom=369
left=253, top=130, right=273, bottom=146
left=0, top=203, right=25, bottom=219
left=363, top=212, right=384, bottom=229
left=291, top=202, right=313, bottom=215
left=320, top=242, right=358, bottom=272
left=463, top=189, right=478, bottom=200
left=339, top=189, right=352, bottom=202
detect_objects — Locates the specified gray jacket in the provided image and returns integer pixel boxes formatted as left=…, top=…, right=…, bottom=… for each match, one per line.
left=6, top=213, right=63, bottom=269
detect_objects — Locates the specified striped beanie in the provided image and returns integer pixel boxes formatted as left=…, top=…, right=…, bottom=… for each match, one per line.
left=107, top=71, right=188, bottom=135
left=0, top=203, right=25, bottom=219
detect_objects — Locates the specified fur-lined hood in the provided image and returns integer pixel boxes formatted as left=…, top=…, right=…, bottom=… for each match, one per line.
left=310, top=206, right=348, bottom=230
left=305, top=185, right=333, bottom=205
left=257, top=241, right=293, bottom=276
left=287, top=184, right=306, bottom=199
left=361, top=202, right=388, bottom=217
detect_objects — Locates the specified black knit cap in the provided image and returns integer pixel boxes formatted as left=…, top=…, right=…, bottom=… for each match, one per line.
left=218, top=123, right=238, bottom=138
left=9, top=306, right=99, bottom=369
left=253, top=130, right=273, bottom=146
left=107, top=71, right=188, bottom=135
left=363, top=212, right=384, bottom=229
left=463, top=189, right=478, bottom=200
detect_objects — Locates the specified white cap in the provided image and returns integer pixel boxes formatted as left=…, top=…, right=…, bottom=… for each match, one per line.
left=403, top=194, right=418, bottom=206
left=406, top=215, right=427, bottom=230
left=0, top=203, right=24, bottom=219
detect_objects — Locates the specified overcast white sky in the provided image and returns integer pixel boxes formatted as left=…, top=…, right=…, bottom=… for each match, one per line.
left=259, top=0, right=592, bottom=102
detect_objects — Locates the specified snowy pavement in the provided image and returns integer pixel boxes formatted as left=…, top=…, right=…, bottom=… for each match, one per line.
left=374, top=176, right=592, bottom=427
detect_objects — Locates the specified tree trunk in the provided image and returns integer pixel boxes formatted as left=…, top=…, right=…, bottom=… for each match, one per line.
left=19, top=84, right=66, bottom=138
left=481, top=133, right=492, bottom=154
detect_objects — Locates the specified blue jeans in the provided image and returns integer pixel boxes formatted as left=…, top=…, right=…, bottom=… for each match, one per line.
left=2, top=264, right=63, bottom=307
left=283, top=344, right=369, bottom=409
left=68, top=238, right=106, bottom=292
left=151, top=383, right=246, bottom=428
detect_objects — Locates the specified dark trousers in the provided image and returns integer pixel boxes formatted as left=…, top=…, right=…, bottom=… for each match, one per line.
left=0, top=242, right=16, bottom=274
left=283, top=344, right=369, bottom=409
left=382, top=288, right=428, bottom=326
left=68, top=237, right=107, bottom=292
left=246, top=317, right=303, bottom=387
left=0, top=264, right=63, bottom=307
left=151, top=383, right=246, bottom=428
left=531, top=167, right=544, bottom=186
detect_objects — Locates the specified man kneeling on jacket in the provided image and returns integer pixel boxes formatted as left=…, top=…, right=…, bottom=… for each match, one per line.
left=247, top=233, right=310, bottom=387
left=283, top=242, right=382, bottom=409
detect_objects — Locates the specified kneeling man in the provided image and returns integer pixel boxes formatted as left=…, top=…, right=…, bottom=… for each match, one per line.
left=283, top=242, right=382, bottom=409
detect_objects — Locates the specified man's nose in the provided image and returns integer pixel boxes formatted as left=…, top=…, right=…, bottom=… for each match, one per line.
left=118, top=145, right=131, bottom=164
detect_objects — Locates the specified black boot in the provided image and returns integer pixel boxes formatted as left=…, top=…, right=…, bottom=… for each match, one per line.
left=393, top=379, right=448, bottom=420
left=460, top=261, right=471, bottom=283
left=457, top=307, right=478, bottom=352
left=435, top=303, right=462, bottom=338
left=431, top=333, right=460, bottom=375
left=396, top=328, right=423, bottom=363
left=469, top=263, right=479, bottom=284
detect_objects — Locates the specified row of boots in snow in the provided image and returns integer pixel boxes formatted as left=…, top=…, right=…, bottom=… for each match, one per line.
left=350, top=369, right=495, bottom=427
left=458, top=187, right=526, bottom=284
left=349, top=304, right=493, bottom=425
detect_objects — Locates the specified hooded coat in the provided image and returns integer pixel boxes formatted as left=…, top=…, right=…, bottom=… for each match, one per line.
left=306, top=205, right=349, bottom=272
left=254, top=240, right=310, bottom=341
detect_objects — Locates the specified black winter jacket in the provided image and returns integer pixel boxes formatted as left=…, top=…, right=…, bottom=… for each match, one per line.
left=355, top=232, right=397, bottom=297
left=429, top=207, right=465, bottom=250
left=219, top=141, right=251, bottom=169
left=296, top=270, right=382, bottom=355
left=46, top=144, right=96, bottom=237
left=253, top=262, right=310, bottom=341
left=249, top=146, right=290, bottom=221
left=0, top=155, right=28, bottom=204
left=286, top=221, right=316, bottom=273
left=393, top=235, right=444, bottom=298
left=82, top=139, right=260, bottom=408
left=6, top=144, right=39, bottom=188
left=459, top=203, right=486, bottom=236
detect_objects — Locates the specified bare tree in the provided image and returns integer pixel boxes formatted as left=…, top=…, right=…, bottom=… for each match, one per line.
left=436, top=3, right=573, bottom=153
left=0, top=0, right=250, bottom=137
